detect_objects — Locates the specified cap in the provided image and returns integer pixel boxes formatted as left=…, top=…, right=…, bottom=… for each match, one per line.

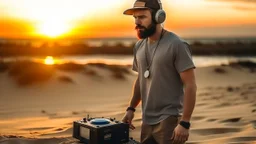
left=123, top=0, right=161, bottom=15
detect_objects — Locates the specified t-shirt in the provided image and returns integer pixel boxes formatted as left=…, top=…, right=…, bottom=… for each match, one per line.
left=132, top=31, right=195, bottom=125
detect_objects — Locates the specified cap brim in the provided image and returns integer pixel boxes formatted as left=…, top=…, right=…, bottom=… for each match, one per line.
left=123, top=7, right=149, bottom=15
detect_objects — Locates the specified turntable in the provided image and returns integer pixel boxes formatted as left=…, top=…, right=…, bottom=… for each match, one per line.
left=73, top=116, right=138, bottom=144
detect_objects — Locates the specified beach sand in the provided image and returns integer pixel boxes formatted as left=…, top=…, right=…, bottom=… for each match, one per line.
left=0, top=61, right=256, bottom=144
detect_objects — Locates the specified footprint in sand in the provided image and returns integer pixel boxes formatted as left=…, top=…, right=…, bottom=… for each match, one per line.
left=55, top=128, right=65, bottom=131
left=191, top=116, right=205, bottom=121
left=20, top=127, right=56, bottom=136
left=195, top=103, right=208, bottom=106
left=191, top=128, right=241, bottom=136
left=208, top=102, right=232, bottom=109
left=207, top=118, right=218, bottom=122
left=228, top=136, right=256, bottom=143
left=219, top=117, right=248, bottom=127
left=197, top=92, right=211, bottom=97
left=251, top=120, right=256, bottom=129
left=220, top=117, right=241, bottom=123
left=20, top=127, right=55, bottom=131
left=41, top=110, right=58, bottom=118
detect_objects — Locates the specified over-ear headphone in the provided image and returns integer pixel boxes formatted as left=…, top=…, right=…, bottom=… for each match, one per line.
left=153, top=0, right=166, bottom=24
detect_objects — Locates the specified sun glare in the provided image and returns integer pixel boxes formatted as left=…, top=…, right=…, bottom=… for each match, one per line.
left=44, top=56, right=55, bottom=65
left=168, top=0, right=205, bottom=9
left=38, top=22, right=70, bottom=38
left=0, top=0, right=124, bottom=38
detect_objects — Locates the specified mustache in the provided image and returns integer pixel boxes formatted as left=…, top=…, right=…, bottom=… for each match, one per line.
left=135, top=25, right=146, bottom=30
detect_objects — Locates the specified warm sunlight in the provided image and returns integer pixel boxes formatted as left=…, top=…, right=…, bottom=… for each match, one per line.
left=38, top=22, right=70, bottom=38
left=44, top=56, right=55, bottom=65
left=0, top=0, right=256, bottom=38
left=0, top=0, right=124, bottom=38
left=169, top=0, right=204, bottom=7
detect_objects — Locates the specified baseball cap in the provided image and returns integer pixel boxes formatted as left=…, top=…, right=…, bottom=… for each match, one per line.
left=123, top=0, right=161, bottom=15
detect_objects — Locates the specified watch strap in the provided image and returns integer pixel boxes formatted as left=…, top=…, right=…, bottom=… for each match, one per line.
left=179, top=121, right=190, bottom=129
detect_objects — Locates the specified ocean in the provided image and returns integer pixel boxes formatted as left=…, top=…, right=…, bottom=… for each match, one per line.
left=1, top=37, right=256, bottom=67
left=1, top=37, right=256, bottom=46
left=2, top=55, right=256, bottom=68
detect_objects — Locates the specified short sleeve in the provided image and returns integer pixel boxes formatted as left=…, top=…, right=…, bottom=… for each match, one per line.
left=132, top=55, right=138, bottom=72
left=132, top=40, right=143, bottom=72
left=174, top=42, right=196, bottom=73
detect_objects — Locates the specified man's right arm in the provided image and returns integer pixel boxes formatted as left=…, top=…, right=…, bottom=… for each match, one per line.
left=122, top=76, right=141, bottom=129
left=122, top=40, right=142, bottom=128
left=129, top=76, right=141, bottom=108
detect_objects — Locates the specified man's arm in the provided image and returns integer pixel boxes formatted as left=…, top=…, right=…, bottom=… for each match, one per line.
left=129, top=76, right=141, bottom=108
left=122, top=76, right=141, bottom=129
left=172, top=68, right=196, bottom=143
left=180, top=68, right=197, bottom=122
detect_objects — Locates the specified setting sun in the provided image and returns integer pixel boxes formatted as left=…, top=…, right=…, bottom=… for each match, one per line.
left=0, top=0, right=256, bottom=38
left=44, top=56, right=55, bottom=65
left=0, top=0, right=125, bottom=38
left=38, top=22, right=71, bottom=38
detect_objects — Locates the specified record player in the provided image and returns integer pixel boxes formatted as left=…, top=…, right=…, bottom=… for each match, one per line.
left=73, top=115, right=132, bottom=144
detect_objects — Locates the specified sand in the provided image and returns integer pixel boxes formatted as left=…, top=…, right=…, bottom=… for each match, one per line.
left=0, top=61, right=256, bottom=144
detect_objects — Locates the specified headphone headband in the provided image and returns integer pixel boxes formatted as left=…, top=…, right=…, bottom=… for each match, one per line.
left=153, top=0, right=166, bottom=24
left=157, top=0, right=162, bottom=9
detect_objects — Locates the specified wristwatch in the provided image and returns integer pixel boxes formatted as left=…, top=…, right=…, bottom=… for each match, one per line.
left=126, top=107, right=136, bottom=112
left=179, top=121, right=190, bottom=129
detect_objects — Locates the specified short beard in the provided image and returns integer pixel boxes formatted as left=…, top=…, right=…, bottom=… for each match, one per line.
left=135, top=22, right=157, bottom=39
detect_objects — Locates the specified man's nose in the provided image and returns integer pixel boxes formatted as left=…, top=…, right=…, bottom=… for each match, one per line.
left=135, top=18, right=141, bottom=25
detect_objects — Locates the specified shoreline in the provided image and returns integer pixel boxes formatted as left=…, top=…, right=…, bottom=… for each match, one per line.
left=1, top=55, right=256, bottom=68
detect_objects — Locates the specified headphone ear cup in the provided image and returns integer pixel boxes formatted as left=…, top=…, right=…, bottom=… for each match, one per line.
left=155, top=9, right=166, bottom=24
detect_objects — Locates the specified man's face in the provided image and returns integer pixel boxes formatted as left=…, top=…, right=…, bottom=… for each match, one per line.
left=133, top=9, right=157, bottom=39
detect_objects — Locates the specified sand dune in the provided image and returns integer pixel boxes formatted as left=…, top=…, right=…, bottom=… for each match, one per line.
left=0, top=61, right=256, bottom=144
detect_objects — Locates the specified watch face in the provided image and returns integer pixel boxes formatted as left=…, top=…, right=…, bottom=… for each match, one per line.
left=179, top=121, right=190, bottom=129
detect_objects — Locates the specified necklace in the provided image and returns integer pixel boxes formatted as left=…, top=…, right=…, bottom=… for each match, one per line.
left=144, top=29, right=165, bottom=78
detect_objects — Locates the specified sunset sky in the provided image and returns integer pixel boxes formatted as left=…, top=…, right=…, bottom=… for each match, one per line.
left=0, top=0, right=256, bottom=39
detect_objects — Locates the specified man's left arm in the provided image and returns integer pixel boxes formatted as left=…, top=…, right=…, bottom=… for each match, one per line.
left=180, top=68, right=197, bottom=122
left=172, top=68, right=197, bottom=143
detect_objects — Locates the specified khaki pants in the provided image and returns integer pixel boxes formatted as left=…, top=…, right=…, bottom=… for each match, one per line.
left=140, top=116, right=182, bottom=144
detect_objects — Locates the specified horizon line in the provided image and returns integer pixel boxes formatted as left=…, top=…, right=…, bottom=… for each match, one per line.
left=1, top=36, right=256, bottom=41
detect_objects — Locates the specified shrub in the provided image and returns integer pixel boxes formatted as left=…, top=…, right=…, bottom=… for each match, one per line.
left=8, top=60, right=54, bottom=85
left=55, top=62, right=85, bottom=72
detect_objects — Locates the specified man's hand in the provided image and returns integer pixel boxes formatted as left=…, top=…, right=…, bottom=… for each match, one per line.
left=122, top=110, right=135, bottom=130
left=171, top=124, right=189, bottom=144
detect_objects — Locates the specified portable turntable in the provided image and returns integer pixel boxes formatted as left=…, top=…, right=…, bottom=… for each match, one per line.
left=73, top=115, right=139, bottom=144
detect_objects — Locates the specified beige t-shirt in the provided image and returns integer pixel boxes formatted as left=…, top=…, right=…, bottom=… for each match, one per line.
left=132, top=31, right=195, bottom=125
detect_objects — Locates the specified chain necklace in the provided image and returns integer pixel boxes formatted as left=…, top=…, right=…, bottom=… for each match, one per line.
left=144, top=29, right=165, bottom=78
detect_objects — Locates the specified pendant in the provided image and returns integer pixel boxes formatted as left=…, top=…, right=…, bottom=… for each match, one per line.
left=144, top=70, right=150, bottom=78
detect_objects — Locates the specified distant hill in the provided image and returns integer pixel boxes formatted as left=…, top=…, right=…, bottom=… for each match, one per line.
left=0, top=37, right=255, bottom=56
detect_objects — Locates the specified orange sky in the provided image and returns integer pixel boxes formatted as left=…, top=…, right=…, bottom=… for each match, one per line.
left=0, top=0, right=256, bottom=39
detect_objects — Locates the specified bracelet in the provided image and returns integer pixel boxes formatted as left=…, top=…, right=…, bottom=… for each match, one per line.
left=126, top=107, right=136, bottom=112
left=179, top=121, right=190, bottom=129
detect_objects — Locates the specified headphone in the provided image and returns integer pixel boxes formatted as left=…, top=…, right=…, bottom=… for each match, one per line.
left=153, top=0, right=166, bottom=24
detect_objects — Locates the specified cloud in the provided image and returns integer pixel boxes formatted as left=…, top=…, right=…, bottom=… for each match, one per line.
left=232, top=5, right=256, bottom=11
left=206, top=0, right=256, bottom=11
left=177, top=24, right=256, bottom=38
left=207, top=0, right=256, bottom=3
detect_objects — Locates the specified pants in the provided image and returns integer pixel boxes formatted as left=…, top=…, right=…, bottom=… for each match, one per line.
left=140, top=116, right=182, bottom=144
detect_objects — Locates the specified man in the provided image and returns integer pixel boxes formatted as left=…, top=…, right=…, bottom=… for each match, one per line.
left=122, top=0, right=197, bottom=144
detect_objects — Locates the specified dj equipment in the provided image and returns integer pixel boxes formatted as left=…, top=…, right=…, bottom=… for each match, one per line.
left=73, top=116, right=138, bottom=144
left=154, top=0, right=166, bottom=24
